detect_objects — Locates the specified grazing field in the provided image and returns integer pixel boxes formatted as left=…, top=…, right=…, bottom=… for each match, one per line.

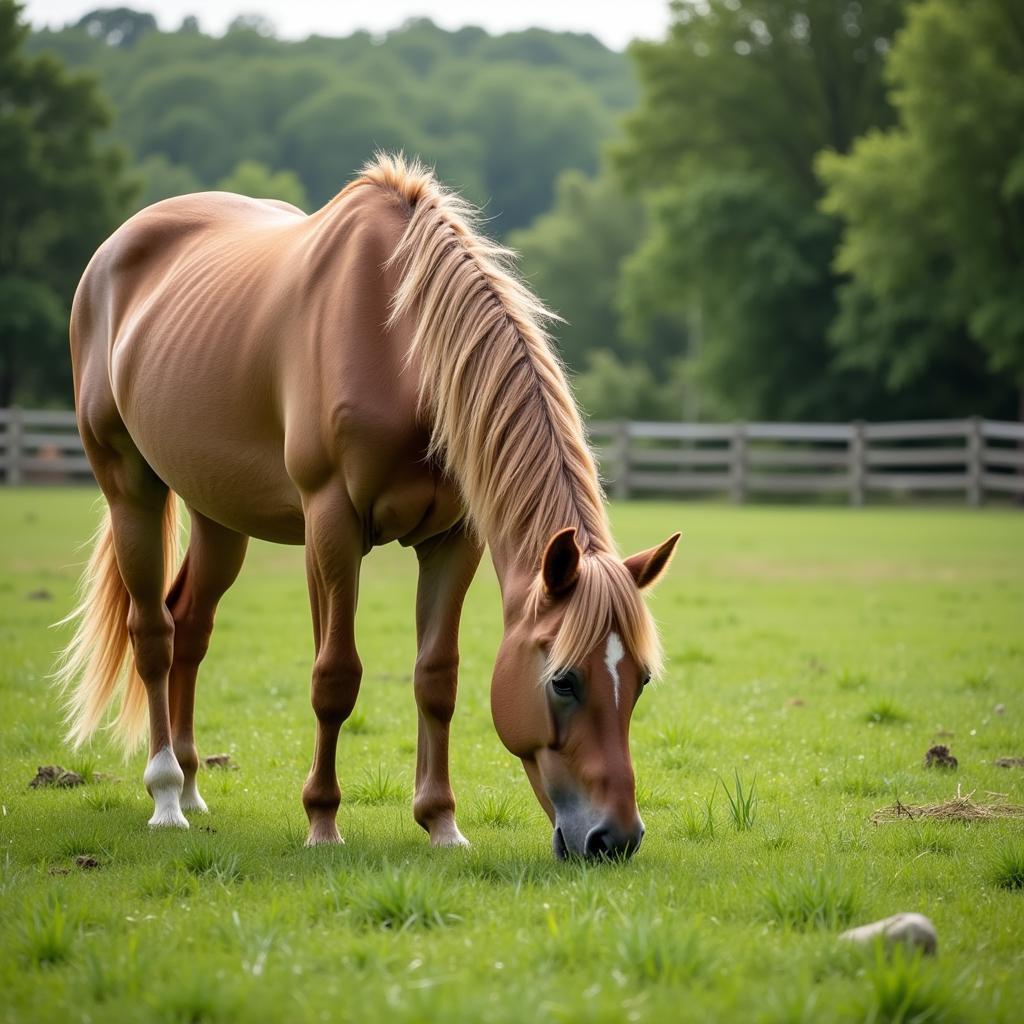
left=1, top=488, right=1022, bottom=1023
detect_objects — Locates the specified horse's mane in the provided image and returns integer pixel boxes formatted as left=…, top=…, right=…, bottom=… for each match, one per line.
left=351, top=154, right=662, bottom=678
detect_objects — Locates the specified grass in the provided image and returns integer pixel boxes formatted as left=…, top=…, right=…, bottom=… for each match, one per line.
left=1, top=491, right=1023, bottom=1022
left=761, top=863, right=860, bottom=931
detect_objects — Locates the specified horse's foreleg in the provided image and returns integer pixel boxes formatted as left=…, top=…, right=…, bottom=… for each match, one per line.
left=166, top=509, right=249, bottom=813
left=301, top=489, right=362, bottom=846
left=412, top=524, right=483, bottom=847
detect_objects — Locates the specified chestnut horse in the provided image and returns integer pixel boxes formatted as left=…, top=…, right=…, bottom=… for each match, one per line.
left=58, top=155, right=679, bottom=859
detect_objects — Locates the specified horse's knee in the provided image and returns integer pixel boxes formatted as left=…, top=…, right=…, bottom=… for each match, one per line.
left=414, top=655, right=458, bottom=724
left=311, top=652, right=362, bottom=725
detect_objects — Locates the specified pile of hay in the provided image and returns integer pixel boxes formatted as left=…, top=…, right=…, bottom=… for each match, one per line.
left=871, top=786, right=1024, bottom=824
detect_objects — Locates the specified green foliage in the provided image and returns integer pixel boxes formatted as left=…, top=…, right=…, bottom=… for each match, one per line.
left=29, top=15, right=631, bottom=229
left=349, top=865, right=462, bottom=930
left=511, top=169, right=649, bottom=371
left=0, top=0, right=136, bottom=405
left=718, top=769, right=758, bottom=830
left=217, top=160, right=308, bottom=211
left=990, top=841, right=1024, bottom=890
left=761, top=864, right=859, bottom=930
left=820, top=0, right=1024, bottom=413
left=614, top=0, right=909, bottom=420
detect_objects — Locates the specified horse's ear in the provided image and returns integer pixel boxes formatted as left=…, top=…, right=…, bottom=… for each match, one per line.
left=541, top=527, right=581, bottom=597
left=624, top=532, right=680, bottom=590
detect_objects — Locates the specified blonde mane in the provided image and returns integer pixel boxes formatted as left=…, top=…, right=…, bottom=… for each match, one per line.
left=354, top=154, right=662, bottom=678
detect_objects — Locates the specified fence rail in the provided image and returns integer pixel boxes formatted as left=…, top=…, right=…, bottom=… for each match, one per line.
left=588, top=417, right=1024, bottom=505
left=2, top=409, right=1022, bottom=504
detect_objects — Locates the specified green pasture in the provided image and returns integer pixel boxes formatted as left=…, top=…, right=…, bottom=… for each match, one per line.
left=1, top=489, right=1022, bottom=1023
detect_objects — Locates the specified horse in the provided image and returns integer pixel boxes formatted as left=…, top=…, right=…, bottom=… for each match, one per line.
left=57, top=154, right=679, bottom=859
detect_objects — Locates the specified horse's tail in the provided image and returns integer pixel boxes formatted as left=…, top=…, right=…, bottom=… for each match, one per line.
left=55, top=492, right=180, bottom=755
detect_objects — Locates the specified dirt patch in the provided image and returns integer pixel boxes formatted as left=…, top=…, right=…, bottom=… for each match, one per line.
left=25, top=588, right=53, bottom=601
left=871, top=787, right=1024, bottom=824
left=203, top=753, right=237, bottom=770
left=75, top=855, right=100, bottom=870
left=29, top=766, right=84, bottom=789
left=923, top=745, right=957, bottom=770
left=995, top=757, right=1024, bottom=769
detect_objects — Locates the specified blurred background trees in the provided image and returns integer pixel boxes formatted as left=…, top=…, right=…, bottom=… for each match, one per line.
left=2, top=0, right=1021, bottom=418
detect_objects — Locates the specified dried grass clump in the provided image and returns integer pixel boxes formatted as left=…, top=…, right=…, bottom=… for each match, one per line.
left=871, top=786, right=1024, bottom=824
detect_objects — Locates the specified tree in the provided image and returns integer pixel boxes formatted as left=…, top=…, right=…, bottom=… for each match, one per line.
left=76, top=6, right=156, bottom=48
left=615, top=0, right=908, bottom=419
left=218, top=160, right=308, bottom=210
left=136, top=154, right=201, bottom=208
left=819, top=0, right=1024, bottom=416
left=510, top=170, right=647, bottom=372
left=0, top=0, right=136, bottom=405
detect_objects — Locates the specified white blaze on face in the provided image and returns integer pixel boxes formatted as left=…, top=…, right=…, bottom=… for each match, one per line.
left=605, top=631, right=625, bottom=707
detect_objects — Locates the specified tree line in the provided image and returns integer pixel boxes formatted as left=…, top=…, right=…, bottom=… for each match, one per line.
left=2, top=0, right=1021, bottom=420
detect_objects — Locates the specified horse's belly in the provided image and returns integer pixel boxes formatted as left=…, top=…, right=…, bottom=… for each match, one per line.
left=111, top=337, right=304, bottom=543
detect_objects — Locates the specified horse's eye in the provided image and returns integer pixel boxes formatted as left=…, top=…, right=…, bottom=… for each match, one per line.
left=551, top=672, right=579, bottom=699
left=641, top=673, right=652, bottom=688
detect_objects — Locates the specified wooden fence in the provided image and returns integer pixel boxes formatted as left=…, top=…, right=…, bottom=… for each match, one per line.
left=2, top=409, right=1023, bottom=504
left=588, top=418, right=1024, bottom=505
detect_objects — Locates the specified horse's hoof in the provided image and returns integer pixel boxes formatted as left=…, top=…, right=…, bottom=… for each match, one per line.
left=180, top=783, right=209, bottom=814
left=148, top=808, right=189, bottom=829
left=430, top=824, right=470, bottom=848
left=305, top=826, right=344, bottom=847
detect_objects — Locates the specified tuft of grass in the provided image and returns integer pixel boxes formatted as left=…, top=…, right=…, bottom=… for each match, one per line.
left=616, top=918, right=711, bottom=983
left=962, top=667, right=994, bottom=691
left=178, top=843, right=244, bottom=884
left=636, top=776, right=672, bottom=809
left=66, top=756, right=97, bottom=783
left=856, top=943, right=960, bottom=1023
left=718, top=768, right=758, bottom=830
left=864, top=698, right=910, bottom=725
left=673, top=791, right=717, bottom=842
left=348, top=866, right=461, bottom=931
left=138, top=864, right=198, bottom=900
left=474, top=791, right=524, bottom=829
left=990, top=840, right=1024, bottom=890
left=836, top=667, right=868, bottom=691
left=82, top=787, right=128, bottom=812
left=761, top=864, right=858, bottom=931
left=344, top=708, right=371, bottom=735
left=347, top=765, right=406, bottom=805
left=19, top=897, right=74, bottom=967
left=57, top=829, right=106, bottom=859
left=656, top=721, right=691, bottom=749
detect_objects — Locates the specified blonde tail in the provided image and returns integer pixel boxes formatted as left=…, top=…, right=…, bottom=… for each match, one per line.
left=55, top=493, right=180, bottom=755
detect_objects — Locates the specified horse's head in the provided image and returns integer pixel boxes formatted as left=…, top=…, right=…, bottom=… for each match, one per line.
left=491, top=527, right=679, bottom=860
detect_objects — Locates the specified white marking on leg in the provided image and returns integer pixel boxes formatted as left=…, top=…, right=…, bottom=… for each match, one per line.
left=180, top=774, right=208, bottom=814
left=143, top=746, right=188, bottom=829
left=605, top=631, right=625, bottom=707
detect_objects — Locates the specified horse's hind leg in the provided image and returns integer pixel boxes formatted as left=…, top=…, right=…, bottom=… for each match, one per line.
left=412, top=524, right=482, bottom=847
left=87, top=445, right=185, bottom=828
left=166, top=508, right=249, bottom=812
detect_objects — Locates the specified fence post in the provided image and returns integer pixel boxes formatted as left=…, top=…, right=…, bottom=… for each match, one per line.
left=967, top=415, right=983, bottom=507
left=849, top=420, right=866, bottom=507
left=730, top=422, right=747, bottom=504
left=7, top=407, right=23, bottom=485
left=613, top=420, right=630, bottom=500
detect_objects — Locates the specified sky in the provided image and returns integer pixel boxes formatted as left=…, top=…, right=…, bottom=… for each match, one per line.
left=25, top=0, right=672, bottom=51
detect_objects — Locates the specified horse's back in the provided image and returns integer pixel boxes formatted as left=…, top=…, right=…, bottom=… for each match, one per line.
left=71, top=184, right=436, bottom=545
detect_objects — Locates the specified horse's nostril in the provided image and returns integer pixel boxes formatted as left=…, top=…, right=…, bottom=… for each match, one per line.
left=584, top=827, right=611, bottom=858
